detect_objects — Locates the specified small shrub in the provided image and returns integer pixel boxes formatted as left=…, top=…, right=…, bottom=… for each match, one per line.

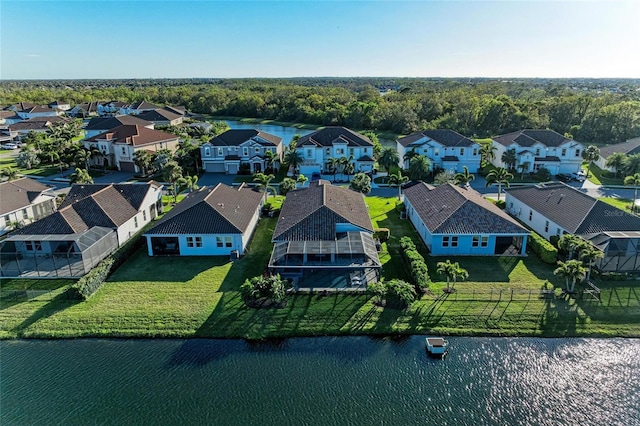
left=386, top=279, right=417, bottom=308
left=69, top=257, right=115, bottom=300
left=494, top=200, right=506, bottom=209
left=374, top=228, right=390, bottom=242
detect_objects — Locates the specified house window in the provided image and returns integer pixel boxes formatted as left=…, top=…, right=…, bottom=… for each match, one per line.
left=336, top=148, right=344, bottom=155
left=225, top=236, right=232, bottom=247
left=218, top=147, right=223, bottom=156
left=481, top=236, right=489, bottom=247
left=134, top=216, right=138, bottom=228
left=451, top=236, right=458, bottom=247
left=143, top=210, right=147, bottom=221
left=3, top=215, right=8, bottom=223
left=122, top=147, right=126, bottom=154
left=326, top=148, right=330, bottom=155
left=545, top=220, right=549, bottom=233
left=556, top=228, right=562, bottom=236
left=204, top=147, right=210, bottom=156
left=460, top=148, right=465, bottom=156
left=535, top=148, right=540, bottom=156
left=195, top=237, right=203, bottom=247
left=434, top=148, right=439, bottom=156
left=349, top=148, right=354, bottom=156
left=187, top=236, right=194, bottom=247
left=561, top=148, right=567, bottom=156
left=216, top=237, right=223, bottom=247
left=442, top=236, right=450, bottom=247
left=472, top=236, right=480, bottom=247
left=243, top=147, right=248, bottom=156
left=529, top=210, right=533, bottom=221
left=25, top=241, right=42, bottom=251
left=306, top=149, right=313, bottom=158
left=575, top=150, right=581, bottom=157
left=364, top=148, right=368, bottom=155
left=255, top=147, right=260, bottom=153
left=22, top=209, right=28, bottom=219
left=473, top=148, right=478, bottom=156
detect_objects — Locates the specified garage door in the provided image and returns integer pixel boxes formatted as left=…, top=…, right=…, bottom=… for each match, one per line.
left=205, top=162, right=225, bottom=173
left=119, top=161, right=135, bottom=172
left=227, top=163, right=239, bottom=174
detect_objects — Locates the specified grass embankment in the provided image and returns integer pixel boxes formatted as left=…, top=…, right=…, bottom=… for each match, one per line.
left=1, top=197, right=639, bottom=339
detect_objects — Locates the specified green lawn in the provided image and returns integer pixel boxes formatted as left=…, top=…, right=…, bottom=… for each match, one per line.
left=584, top=163, right=624, bottom=186
left=599, top=197, right=634, bottom=212
left=1, top=197, right=639, bottom=339
left=1, top=156, right=59, bottom=177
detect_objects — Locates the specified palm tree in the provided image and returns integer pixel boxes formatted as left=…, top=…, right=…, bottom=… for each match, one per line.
left=284, top=150, right=303, bottom=176
left=581, top=145, right=600, bottom=178
left=338, top=155, right=353, bottom=181
left=1, top=167, right=19, bottom=181
left=554, top=260, right=586, bottom=293
left=133, top=150, right=153, bottom=176
left=403, top=149, right=419, bottom=166
left=501, top=148, right=517, bottom=171
left=480, top=143, right=497, bottom=167
left=253, top=172, right=275, bottom=201
left=163, top=161, right=183, bottom=203
left=436, top=259, right=469, bottom=292
left=624, top=173, right=640, bottom=213
left=177, top=175, right=199, bottom=194
left=296, top=173, right=308, bottom=188
left=454, top=166, right=475, bottom=186
left=579, top=243, right=604, bottom=282
left=388, top=171, right=409, bottom=199
left=408, top=155, right=431, bottom=181
left=624, top=154, right=640, bottom=176
left=327, top=157, right=339, bottom=181
left=378, top=147, right=400, bottom=173
left=74, top=148, right=91, bottom=171
left=70, top=167, right=93, bottom=184
left=605, top=152, right=626, bottom=178
left=485, top=167, right=513, bottom=201
left=279, top=177, right=297, bottom=196
left=558, top=234, right=586, bottom=260
left=263, top=150, right=276, bottom=173
left=518, top=161, right=531, bottom=179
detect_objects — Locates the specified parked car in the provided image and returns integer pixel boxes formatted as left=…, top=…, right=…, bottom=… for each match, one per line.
left=1, top=143, right=18, bottom=150
left=555, top=173, right=572, bottom=183
left=570, top=171, right=587, bottom=182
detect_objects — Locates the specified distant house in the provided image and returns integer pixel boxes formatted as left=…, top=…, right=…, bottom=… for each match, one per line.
left=0, top=182, right=163, bottom=278
left=595, top=137, right=640, bottom=172
left=15, top=105, right=60, bottom=120
left=505, top=182, right=640, bottom=273
left=268, top=180, right=381, bottom=288
left=48, top=100, right=71, bottom=111
left=162, top=106, right=187, bottom=117
left=84, top=124, right=180, bottom=172
left=7, top=102, right=37, bottom=113
left=68, top=101, right=101, bottom=118
left=295, top=127, right=375, bottom=176
left=136, top=108, right=183, bottom=126
left=8, top=116, right=68, bottom=139
left=200, top=129, right=283, bottom=174
left=397, top=129, right=481, bottom=172
left=119, top=101, right=161, bottom=116
left=97, top=101, right=128, bottom=116
left=403, top=182, right=528, bottom=256
left=0, top=177, right=56, bottom=236
left=491, top=129, right=584, bottom=175
left=144, top=183, right=263, bottom=256
left=84, top=115, right=154, bottom=138
left=0, top=110, right=23, bottom=126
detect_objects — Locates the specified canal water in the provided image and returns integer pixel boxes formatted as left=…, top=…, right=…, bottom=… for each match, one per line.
left=2, top=337, right=639, bottom=425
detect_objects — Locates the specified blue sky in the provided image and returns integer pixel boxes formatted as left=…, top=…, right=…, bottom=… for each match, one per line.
left=1, top=1, right=639, bottom=79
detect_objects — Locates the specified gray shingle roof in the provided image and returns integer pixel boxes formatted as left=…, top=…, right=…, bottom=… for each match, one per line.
left=136, top=109, right=182, bottom=122
left=144, top=183, right=263, bottom=235
left=296, top=127, right=373, bottom=148
left=506, top=182, right=640, bottom=234
left=208, top=129, right=282, bottom=147
left=273, top=180, right=373, bottom=241
left=404, top=182, right=527, bottom=234
left=493, top=129, right=573, bottom=148
left=0, top=177, right=52, bottom=215
left=599, top=137, right=640, bottom=159
left=397, top=129, right=475, bottom=148
left=85, top=115, right=152, bottom=131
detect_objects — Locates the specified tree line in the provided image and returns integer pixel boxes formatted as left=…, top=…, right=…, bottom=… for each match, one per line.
left=2, top=78, right=639, bottom=143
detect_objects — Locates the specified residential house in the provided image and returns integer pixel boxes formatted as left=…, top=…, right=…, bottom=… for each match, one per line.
left=268, top=180, right=381, bottom=288
left=491, top=129, right=584, bottom=175
left=397, top=129, right=481, bottom=172
left=403, top=182, right=529, bottom=256
left=144, top=183, right=263, bottom=256
left=0, top=182, right=163, bottom=278
left=48, top=100, right=71, bottom=111
left=200, top=129, right=283, bottom=174
left=295, top=127, right=375, bottom=176
left=595, top=137, right=640, bottom=172
left=84, top=115, right=154, bottom=138
left=0, top=177, right=56, bottom=236
left=97, top=101, right=128, bottom=116
left=68, top=101, right=101, bottom=118
left=505, top=182, right=640, bottom=273
left=119, top=101, right=161, bottom=116
left=15, top=105, right=60, bottom=120
left=84, top=124, right=180, bottom=172
left=163, top=106, right=187, bottom=117
left=0, top=110, right=22, bottom=126
left=136, top=108, right=184, bottom=126
left=8, top=116, right=68, bottom=140
left=7, top=102, right=37, bottom=113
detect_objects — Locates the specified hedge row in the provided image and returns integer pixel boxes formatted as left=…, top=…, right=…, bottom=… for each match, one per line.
left=399, top=236, right=430, bottom=290
left=528, top=231, right=558, bottom=264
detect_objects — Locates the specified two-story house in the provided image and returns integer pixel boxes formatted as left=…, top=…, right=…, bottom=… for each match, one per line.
left=491, top=129, right=584, bottom=175
left=97, top=101, right=128, bottom=116
left=136, top=108, right=183, bottom=126
left=397, top=129, right=481, bottom=172
left=84, top=124, right=180, bottom=172
left=16, top=105, right=61, bottom=120
left=200, top=129, right=283, bottom=174
left=84, top=115, right=154, bottom=139
left=295, top=127, right=375, bottom=176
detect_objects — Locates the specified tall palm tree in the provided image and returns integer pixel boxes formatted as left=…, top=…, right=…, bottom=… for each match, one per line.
left=74, top=148, right=91, bottom=171
left=296, top=173, right=308, bottom=188
left=581, top=145, right=600, bottom=178
left=408, top=155, right=431, bottom=181
left=133, top=150, right=153, bottom=176
left=253, top=172, right=275, bottom=201
left=501, top=148, right=517, bottom=171
left=485, top=167, right=513, bottom=201
left=327, top=157, right=339, bottom=181
left=554, top=259, right=586, bottom=293
left=263, top=150, right=276, bottom=173
left=480, top=143, right=497, bottom=167
left=163, top=160, right=184, bottom=203
left=624, top=154, right=640, bottom=176
left=558, top=234, right=587, bottom=261
left=454, top=166, right=475, bottom=186
left=518, top=161, right=531, bottom=179
left=579, top=243, right=604, bottom=282
left=338, top=155, right=353, bottom=181
left=177, top=175, right=199, bottom=194
left=1, top=167, right=19, bottom=181
left=436, top=259, right=469, bottom=292
left=70, top=167, right=93, bottom=184
left=388, top=171, right=409, bottom=199
left=403, top=149, right=419, bottom=166
left=378, top=147, right=400, bottom=173
left=624, top=173, right=640, bottom=213
left=605, top=152, right=626, bottom=178
left=284, top=150, right=303, bottom=176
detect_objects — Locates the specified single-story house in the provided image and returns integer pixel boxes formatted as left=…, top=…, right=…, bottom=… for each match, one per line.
left=136, top=108, right=183, bottom=126
left=505, top=181, right=640, bottom=273
left=595, top=137, right=640, bottom=173
left=0, top=177, right=57, bottom=236
left=0, top=182, right=163, bottom=278
left=403, top=182, right=529, bottom=256
left=268, top=180, right=381, bottom=288
left=201, top=129, right=283, bottom=174
left=144, top=183, right=263, bottom=256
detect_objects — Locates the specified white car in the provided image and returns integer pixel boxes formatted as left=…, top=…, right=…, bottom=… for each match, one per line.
left=570, top=171, right=587, bottom=182
left=1, top=143, right=18, bottom=150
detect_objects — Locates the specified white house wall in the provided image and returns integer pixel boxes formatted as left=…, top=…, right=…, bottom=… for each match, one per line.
left=505, top=193, right=567, bottom=240
left=0, top=197, right=56, bottom=235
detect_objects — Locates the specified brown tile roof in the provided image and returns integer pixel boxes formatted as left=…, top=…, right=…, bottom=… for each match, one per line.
left=8, top=116, right=67, bottom=131
left=136, top=109, right=182, bottom=123
left=297, top=127, right=373, bottom=148
left=493, top=129, right=574, bottom=148
left=130, top=101, right=160, bottom=111
left=397, top=129, right=476, bottom=148
left=404, top=182, right=527, bottom=235
left=506, top=182, right=640, bottom=234
left=85, top=124, right=179, bottom=147
left=85, top=115, right=152, bottom=131
left=208, top=129, right=282, bottom=147
left=8, top=102, right=37, bottom=111
left=599, top=137, right=640, bottom=159
left=273, top=180, right=373, bottom=241
left=144, top=183, right=263, bottom=235
left=0, top=177, right=52, bottom=215
left=13, top=183, right=156, bottom=236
